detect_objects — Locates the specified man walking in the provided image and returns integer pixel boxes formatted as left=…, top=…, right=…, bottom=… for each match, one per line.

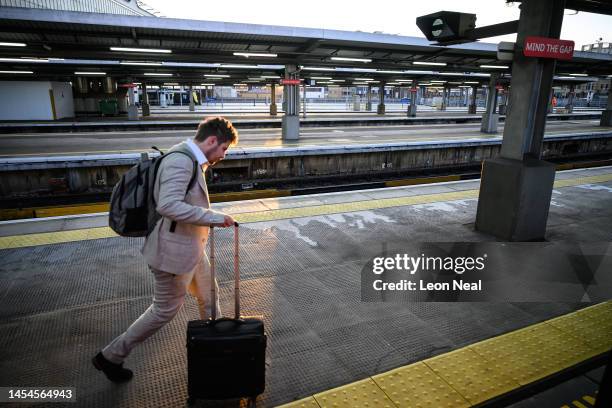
left=93, top=116, right=239, bottom=382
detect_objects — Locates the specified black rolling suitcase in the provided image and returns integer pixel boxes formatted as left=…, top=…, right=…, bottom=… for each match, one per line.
left=186, top=223, right=266, bottom=405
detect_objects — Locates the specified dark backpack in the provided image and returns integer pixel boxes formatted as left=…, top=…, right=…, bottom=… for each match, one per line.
left=109, top=147, right=198, bottom=237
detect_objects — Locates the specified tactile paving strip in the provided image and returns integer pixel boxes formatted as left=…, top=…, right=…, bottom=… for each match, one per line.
left=372, top=362, right=470, bottom=408
left=546, top=301, right=612, bottom=354
left=423, top=347, right=521, bottom=406
left=469, top=321, right=598, bottom=386
left=314, top=378, right=396, bottom=408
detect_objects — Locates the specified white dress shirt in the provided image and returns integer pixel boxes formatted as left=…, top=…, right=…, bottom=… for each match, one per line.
left=185, top=138, right=208, bottom=168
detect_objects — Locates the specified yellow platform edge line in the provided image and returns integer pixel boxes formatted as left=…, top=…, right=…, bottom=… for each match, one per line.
left=1, top=173, right=611, bottom=250
left=274, top=301, right=611, bottom=407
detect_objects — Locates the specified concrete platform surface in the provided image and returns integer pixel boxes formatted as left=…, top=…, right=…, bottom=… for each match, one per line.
left=0, top=166, right=611, bottom=407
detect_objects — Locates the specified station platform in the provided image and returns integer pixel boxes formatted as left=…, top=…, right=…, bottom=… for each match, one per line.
left=0, top=166, right=611, bottom=407
left=0, top=117, right=608, bottom=158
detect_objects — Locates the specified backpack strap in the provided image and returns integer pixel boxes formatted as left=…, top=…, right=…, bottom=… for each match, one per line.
left=163, top=151, right=199, bottom=233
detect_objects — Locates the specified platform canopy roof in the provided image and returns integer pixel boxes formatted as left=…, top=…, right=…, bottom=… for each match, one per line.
left=0, top=7, right=610, bottom=87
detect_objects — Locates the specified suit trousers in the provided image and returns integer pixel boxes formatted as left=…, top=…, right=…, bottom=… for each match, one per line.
left=102, top=256, right=221, bottom=364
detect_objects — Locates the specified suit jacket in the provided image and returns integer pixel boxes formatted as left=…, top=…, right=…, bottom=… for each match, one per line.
left=141, top=142, right=225, bottom=274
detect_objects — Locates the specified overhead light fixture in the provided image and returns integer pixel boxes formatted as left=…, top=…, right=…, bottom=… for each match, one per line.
left=0, top=42, right=27, bottom=47
left=329, top=79, right=345, bottom=82
left=204, top=74, right=230, bottom=77
left=413, top=61, right=447, bottom=66
left=331, top=57, right=372, bottom=63
left=0, top=57, right=48, bottom=63
left=110, top=47, right=171, bottom=53
left=164, top=82, right=179, bottom=86
left=220, top=64, right=260, bottom=69
left=431, top=80, right=447, bottom=83
left=74, top=71, right=106, bottom=75
left=0, top=70, right=33, bottom=74
left=569, top=73, right=588, bottom=77
left=386, top=82, right=400, bottom=85
left=353, top=82, right=369, bottom=85
left=260, top=75, right=280, bottom=79
left=448, top=81, right=463, bottom=84
left=439, top=72, right=464, bottom=76
left=464, top=81, right=479, bottom=84
left=302, top=66, right=336, bottom=71
left=376, top=70, right=406, bottom=74
left=201, top=83, right=215, bottom=86
left=353, top=78, right=374, bottom=81
left=233, top=52, right=277, bottom=58
left=311, top=76, right=332, bottom=80
left=480, top=65, right=509, bottom=69
left=120, top=61, right=163, bottom=66
left=144, top=72, right=173, bottom=76
left=418, top=83, right=432, bottom=85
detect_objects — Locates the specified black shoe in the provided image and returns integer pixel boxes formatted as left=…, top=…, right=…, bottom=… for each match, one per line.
left=92, top=352, right=133, bottom=383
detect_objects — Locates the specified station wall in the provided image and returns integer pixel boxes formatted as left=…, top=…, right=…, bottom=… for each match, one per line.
left=0, top=81, right=74, bottom=120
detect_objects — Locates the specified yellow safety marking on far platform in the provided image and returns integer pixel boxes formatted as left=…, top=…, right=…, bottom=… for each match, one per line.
left=582, top=395, right=596, bottom=405
left=1, top=173, right=611, bottom=250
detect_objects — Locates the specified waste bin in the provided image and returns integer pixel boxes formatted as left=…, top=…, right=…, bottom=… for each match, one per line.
left=99, top=99, right=118, bottom=116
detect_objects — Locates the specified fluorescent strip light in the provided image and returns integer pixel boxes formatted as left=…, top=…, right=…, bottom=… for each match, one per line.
left=0, top=42, right=26, bottom=47
left=74, top=71, right=106, bottom=75
left=204, top=74, right=230, bottom=77
left=569, top=73, right=588, bottom=77
left=220, top=64, right=260, bottom=69
left=353, top=82, right=369, bottom=85
left=376, top=70, right=405, bottom=74
left=480, top=65, right=509, bottom=69
left=464, top=81, right=479, bottom=84
left=144, top=73, right=172, bottom=76
left=302, top=66, right=336, bottom=71
left=439, top=72, right=464, bottom=76
left=386, top=82, right=400, bottom=85
left=0, top=70, right=33, bottom=74
left=448, top=82, right=463, bottom=84
left=233, top=52, right=277, bottom=58
left=353, top=78, right=374, bottom=81
left=201, top=83, right=215, bottom=86
left=111, top=47, right=171, bottom=53
left=0, top=57, right=48, bottom=63
left=431, top=80, right=447, bottom=83
left=120, top=61, right=163, bottom=66
left=164, top=83, right=179, bottom=86
left=331, top=57, right=372, bottom=63
left=329, top=79, right=345, bottom=82
left=311, top=77, right=332, bottom=80
left=413, top=61, right=447, bottom=66
left=260, top=75, right=280, bottom=79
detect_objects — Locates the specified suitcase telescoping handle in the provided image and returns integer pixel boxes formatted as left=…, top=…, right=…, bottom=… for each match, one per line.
left=209, top=222, right=240, bottom=320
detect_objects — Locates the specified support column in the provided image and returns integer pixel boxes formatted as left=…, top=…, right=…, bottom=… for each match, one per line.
left=600, top=87, right=612, bottom=126
left=188, top=83, right=195, bottom=112
left=269, top=83, right=277, bottom=116
left=498, top=87, right=507, bottom=115
left=440, top=86, right=448, bottom=111
left=377, top=82, right=386, bottom=115
left=302, top=82, right=307, bottom=118
left=352, top=87, right=361, bottom=111
left=141, top=82, right=150, bottom=116
left=468, top=86, right=478, bottom=114
left=565, top=84, right=575, bottom=113
left=366, top=85, right=372, bottom=111
left=547, top=88, right=554, bottom=114
left=475, top=0, right=564, bottom=241
left=480, top=74, right=499, bottom=133
left=281, top=64, right=300, bottom=140
left=127, top=81, right=138, bottom=120
left=408, top=80, right=417, bottom=117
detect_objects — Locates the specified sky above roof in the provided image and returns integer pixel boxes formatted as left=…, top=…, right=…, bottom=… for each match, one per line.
left=142, top=0, right=611, bottom=47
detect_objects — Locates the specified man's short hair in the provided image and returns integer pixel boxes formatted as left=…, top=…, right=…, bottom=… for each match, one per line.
left=194, top=116, right=239, bottom=146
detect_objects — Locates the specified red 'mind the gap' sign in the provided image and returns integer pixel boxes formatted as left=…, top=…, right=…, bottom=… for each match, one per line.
left=280, top=79, right=301, bottom=85
left=523, top=36, right=575, bottom=60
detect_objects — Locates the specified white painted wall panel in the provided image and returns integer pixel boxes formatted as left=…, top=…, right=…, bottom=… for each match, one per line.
left=0, top=81, right=53, bottom=120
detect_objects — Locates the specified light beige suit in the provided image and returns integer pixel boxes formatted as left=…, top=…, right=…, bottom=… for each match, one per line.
left=102, top=141, right=226, bottom=364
